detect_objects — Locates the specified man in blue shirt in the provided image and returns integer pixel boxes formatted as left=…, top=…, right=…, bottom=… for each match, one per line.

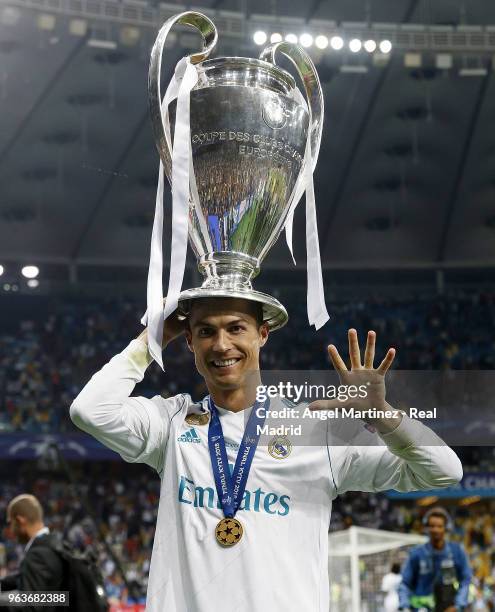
left=399, top=507, right=472, bottom=611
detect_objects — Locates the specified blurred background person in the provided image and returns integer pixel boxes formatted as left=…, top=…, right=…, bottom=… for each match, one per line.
left=382, top=561, right=402, bottom=611
left=0, top=494, right=64, bottom=611
left=398, top=507, right=472, bottom=611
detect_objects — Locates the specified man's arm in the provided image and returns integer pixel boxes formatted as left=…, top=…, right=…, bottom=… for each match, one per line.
left=398, top=553, right=416, bottom=609
left=70, top=335, right=181, bottom=472
left=315, top=329, right=463, bottom=493
left=331, top=414, right=462, bottom=494
left=19, top=548, right=64, bottom=592
left=0, top=573, right=19, bottom=591
left=454, top=544, right=472, bottom=609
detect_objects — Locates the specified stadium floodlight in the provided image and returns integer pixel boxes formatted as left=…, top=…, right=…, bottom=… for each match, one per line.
left=285, top=33, right=298, bottom=44
left=315, top=35, right=329, bottom=49
left=299, top=33, right=313, bottom=48
left=0, top=265, right=3, bottom=277
left=37, top=13, right=55, bottom=31
left=364, top=39, right=377, bottom=53
left=330, top=36, right=344, bottom=50
left=27, top=279, right=39, bottom=289
left=21, top=265, right=39, bottom=279
left=253, top=30, right=267, bottom=45
left=349, top=38, right=362, bottom=53
left=87, top=39, right=117, bottom=50
left=270, top=32, right=283, bottom=43
left=379, top=39, right=392, bottom=53
left=69, top=18, right=87, bottom=36
left=1, top=6, right=21, bottom=26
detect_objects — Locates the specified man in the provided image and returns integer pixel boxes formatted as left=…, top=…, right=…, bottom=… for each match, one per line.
left=382, top=562, right=402, bottom=611
left=70, top=296, right=463, bottom=612
left=0, top=494, right=64, bottom=610
left=398, top=507, right=472, bottom=611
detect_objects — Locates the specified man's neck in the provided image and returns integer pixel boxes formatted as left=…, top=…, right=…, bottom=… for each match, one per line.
left=209, top=381, right=260, bottom=413
left=431, top=539, right=445, bottom=550
left=26, top=522, right=46, bottom=541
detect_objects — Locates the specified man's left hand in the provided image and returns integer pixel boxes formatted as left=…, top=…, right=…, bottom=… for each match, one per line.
left=308, top=329, right=401, bottom=434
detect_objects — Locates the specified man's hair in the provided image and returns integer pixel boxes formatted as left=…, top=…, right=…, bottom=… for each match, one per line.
left=186, top=299, right=265, bottom=329
left=424, top=506, right=450, bottom=527
left=7, top=494, right=44, bottom=524
left=251, top=301, right=264, bottom=327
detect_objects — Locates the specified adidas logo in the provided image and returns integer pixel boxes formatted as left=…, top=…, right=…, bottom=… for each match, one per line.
left=178, top=428, right=201, bottom=444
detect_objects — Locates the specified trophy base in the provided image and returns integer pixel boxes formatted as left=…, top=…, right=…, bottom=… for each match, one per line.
left=177, top=286, right=288, bottom=331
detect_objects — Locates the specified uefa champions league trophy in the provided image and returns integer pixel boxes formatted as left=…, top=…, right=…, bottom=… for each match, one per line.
left=144, top=11, right=328, bottom=367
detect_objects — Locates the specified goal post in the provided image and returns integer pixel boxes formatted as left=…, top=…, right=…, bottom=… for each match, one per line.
left=328, top=526, right=427, bottom=612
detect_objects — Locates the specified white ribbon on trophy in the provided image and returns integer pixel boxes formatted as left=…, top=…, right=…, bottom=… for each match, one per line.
left=141, top=58, right=199, bottom=369
left=284, top=87, right=329, bottom=329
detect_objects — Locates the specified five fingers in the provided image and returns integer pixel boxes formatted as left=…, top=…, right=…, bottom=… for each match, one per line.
left=328, top=329, right=395, bottom=373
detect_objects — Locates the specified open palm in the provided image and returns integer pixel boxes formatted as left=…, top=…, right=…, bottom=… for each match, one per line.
left=309, top=329, right=395, bottom=413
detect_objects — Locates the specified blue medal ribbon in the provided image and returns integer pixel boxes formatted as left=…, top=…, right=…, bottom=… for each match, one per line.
left=207, top=396, right=270, bottom=519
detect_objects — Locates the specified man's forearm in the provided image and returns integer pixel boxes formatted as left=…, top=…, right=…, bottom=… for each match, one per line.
left=380, top=414, right=463, bottom=489
left=69, top=334, right=171, bottom=469
left=70, top=337, right=153, bottom=431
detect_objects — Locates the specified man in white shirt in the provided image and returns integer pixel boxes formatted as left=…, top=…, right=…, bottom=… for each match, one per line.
left=70, top=296, right=462, bottom=612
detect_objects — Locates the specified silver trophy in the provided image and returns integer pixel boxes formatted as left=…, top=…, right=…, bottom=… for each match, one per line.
left=148, top=12, right=323, bottom=331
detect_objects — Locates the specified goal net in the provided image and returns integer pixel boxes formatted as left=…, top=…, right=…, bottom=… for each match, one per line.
left=328, top=526, right=427, bottom=612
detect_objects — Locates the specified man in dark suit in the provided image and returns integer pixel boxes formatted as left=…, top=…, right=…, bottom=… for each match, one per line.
left=0, top=494, right=64, bottom=610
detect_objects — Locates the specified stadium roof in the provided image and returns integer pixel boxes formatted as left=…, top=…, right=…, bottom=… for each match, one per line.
left=2, top=0, right=495, bottom=285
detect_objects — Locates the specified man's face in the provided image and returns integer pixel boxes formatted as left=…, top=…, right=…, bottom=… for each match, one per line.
left=185, top=298, right=268, bottom=391
left=427, top=516, right=446, bottom=544
left=6, top=513, right=29, bottom=544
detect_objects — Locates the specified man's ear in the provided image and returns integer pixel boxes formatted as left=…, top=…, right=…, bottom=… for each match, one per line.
left=185, top=329, right=194, bottom=353
left=15, top=515, right=26, bottom=528
left=259, top=323, right=269, bottom=347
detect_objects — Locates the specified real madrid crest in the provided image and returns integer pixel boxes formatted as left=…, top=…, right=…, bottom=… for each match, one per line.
left=185, top=412, right=210, bottom=426
left=268, top=435, right=292, bottom=459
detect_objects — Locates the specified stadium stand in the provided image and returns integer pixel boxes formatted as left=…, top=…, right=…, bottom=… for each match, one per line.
left=1, top=290, right=495, bottom=607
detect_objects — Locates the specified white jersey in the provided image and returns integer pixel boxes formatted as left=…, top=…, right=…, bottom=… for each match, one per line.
left=381, top=572, right=402, bottom=611
left=70, top=338, right=462, bottom=612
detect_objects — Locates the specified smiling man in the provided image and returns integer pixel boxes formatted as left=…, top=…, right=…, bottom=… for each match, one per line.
left=70, top=296, right=463, bottom=612
left=185, top=298, right=267, bottom=412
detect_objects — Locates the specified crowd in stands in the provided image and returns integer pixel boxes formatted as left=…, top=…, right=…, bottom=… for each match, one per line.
left=0, top=461, right=155, bottom=605
left=1, top=288, right=495, bottom=433
left=1, top=459, right=495, bottom=606
left=1, top=289, right=495, bottom=604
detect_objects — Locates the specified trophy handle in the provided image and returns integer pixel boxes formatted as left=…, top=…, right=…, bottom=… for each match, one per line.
left=148, top=12, right=218, bottom=182
left=259, top=43, right=323, bottom=169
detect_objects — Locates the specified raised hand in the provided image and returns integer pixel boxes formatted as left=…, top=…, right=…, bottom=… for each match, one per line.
left=309, top=329, right=396, bottom=421
left=137, top=306, right=186, bottom=347
left=162, top=308, right=186, bottom=346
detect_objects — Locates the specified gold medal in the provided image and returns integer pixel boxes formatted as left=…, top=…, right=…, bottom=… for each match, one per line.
left=185, top=412, right=210, bottom=426
left=215, top=517, right=243, bottom=547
